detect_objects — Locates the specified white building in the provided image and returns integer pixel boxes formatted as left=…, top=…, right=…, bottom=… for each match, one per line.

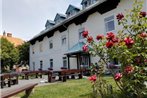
left=29, top=0, right=147, bottom=71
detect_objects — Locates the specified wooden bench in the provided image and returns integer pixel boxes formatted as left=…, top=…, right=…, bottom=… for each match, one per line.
left=21, top=70, right=49, bottom=80
left=21, top=70, right=52, bottom=83
left=1, top=83, right=38, bottom=98
left=1, top=73, right=18, bottom=88
left=59, top=69, right=83, bottom=82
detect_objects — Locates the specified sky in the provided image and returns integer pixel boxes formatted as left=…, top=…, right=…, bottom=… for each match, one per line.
left=1, top=0, right=82, bottom=41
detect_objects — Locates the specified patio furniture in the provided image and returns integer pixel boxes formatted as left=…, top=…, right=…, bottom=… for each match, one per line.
left=1, top=83, right=38, bottom=98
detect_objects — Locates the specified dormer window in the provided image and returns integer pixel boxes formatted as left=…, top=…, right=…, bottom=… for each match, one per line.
left=45, top=20, right=55, bottom=29
left=81, top=0, right=98, bottom=9
left=66, top=5, right=80, bottom=17
left=54, top=13, right=66, bottom=24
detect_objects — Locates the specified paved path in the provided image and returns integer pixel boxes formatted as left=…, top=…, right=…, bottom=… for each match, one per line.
left=0, top=75, right=61, bottom=93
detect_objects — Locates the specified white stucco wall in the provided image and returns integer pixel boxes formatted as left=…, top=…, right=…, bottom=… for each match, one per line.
left=30, top=0, right=147, bottom=71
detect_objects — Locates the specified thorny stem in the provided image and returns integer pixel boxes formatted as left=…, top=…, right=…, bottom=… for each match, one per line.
left=95, top=50, right=125, bottom=93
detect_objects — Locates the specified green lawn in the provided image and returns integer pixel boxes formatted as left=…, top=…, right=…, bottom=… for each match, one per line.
left=19, top=76, right=116, bottom=98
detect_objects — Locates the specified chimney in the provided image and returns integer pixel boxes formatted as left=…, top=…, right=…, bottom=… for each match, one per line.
left=3, top=31, right=6, bottom=36
left=7, top=33, right=12, bottom=37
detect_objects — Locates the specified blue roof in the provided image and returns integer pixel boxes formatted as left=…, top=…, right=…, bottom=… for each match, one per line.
left=65, top=42, right=86, bottom=55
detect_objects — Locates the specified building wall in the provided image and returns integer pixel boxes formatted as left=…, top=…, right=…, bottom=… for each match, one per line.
left=30, top=0, right=146, bottom=71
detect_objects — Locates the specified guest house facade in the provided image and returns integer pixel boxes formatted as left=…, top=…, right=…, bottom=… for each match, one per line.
left=29, top=0, right=147, bottom=71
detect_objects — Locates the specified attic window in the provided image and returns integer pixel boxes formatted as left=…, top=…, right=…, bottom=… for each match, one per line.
left=82, top=0, right=98, bottom=9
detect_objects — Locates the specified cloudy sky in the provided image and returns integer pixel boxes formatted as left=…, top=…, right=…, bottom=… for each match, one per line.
left=1, top=0, right=82, bottom=41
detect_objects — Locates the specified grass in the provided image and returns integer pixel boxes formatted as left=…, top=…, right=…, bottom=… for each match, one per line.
left=18, top=76, right=116, bottom=98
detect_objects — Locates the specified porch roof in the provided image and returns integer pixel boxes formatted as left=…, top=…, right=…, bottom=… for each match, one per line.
left=65, top=42, right=86, bottom=55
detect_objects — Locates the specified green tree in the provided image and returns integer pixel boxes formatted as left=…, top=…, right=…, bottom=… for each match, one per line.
left=0, top=37, right=19, bottom=71
left=17, top=42, right=30, bottom=64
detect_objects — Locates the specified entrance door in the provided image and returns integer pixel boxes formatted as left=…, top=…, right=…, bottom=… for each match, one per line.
left=80, top=55, right=89, bottom=68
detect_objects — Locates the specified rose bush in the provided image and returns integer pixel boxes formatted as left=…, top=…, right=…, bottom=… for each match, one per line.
left=84, top=0, right=147, bottom=98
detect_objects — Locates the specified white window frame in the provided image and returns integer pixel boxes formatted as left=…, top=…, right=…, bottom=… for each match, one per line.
left=63, top=57, right=67, bottom=68
left=61, top=35, right=66, bottom=45
left=50, top=59, right=53, bottom=68
left=104, top=15, right=115, bottom=33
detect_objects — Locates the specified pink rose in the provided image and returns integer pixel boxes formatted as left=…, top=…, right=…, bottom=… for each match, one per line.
left=87, top=36, right=93, bottom=43
left=124, top=66, right=134, bottom=74
left=106, top=41, right=114, bottom=48
left=106, top=32, right=115, bottom=40
left=82, top=31, right=88, bottom=38
left=82, top=45, right=88, bottom=52
left=116, top=13, right=124, bottom=21
left=124, top=37, right=134, bottom=48
left=114, top=73, right=122, bottom=81
left=88, top=75, right=97, bottom=82
left=96, top=34, right=104, bottom=40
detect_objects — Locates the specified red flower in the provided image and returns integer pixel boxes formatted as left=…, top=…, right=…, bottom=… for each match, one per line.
left=106, top=32, right=115, bottom=40
left=124, top=66, right=134, bottom=74
left=96, top=34, right=104, bottom=40
left=82, top=45, right=88, bottom=52
left=140, top=11, right=146, bottom=17
left=88, top=75, right=97, bottom=82
left=87, top=36, right=93, bottom=43
left=140, top=32, right=147, bottom=38
left=82, top=31, right=88, bottom=38
left=114, top=73, right=122, bottom=81
left=112, top=37, right=119, bottom=43
left=124, top=37, right=134, bottom=48
left=106, top=41, right=114, bottom=48
left=116, top=13, right=124, bottom=21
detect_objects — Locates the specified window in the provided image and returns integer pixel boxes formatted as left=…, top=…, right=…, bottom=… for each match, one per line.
left=104, top=15, right=115, bottom=32
left=49, top=40, right=53, bottom=49
left=50, top=59, right=53, bottom=68
left=33, top=62, right=35, bottom=70
left=32, top=46, right=35, bottom=54
left=63, top=57, right=67, bottom=68
left=62, top=35, right=66, bottom=45
left=79, top=28, right=85, bottom=40
left=92, top=0, right=98, bottom=4
left=80, top=56, right=89, bottom=68
left=39, top=43, right=43, bottom=52
left=40, top=60, right=43, bottom=69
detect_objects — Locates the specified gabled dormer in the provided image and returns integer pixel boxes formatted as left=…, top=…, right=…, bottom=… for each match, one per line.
left=45, top=20, right=55, bottom=29
left=81, top=0, right=98, bottom=9
left=54, top=13, right=66, bottom=24
left=65, top=5, right=80, bottom=18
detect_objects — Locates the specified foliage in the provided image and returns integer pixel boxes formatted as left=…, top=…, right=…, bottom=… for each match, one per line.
left=17, top=42, right=30, bottom=64
left=83, top=0, right=147, bottom=98
left=0, top=37, right=19, bottom=70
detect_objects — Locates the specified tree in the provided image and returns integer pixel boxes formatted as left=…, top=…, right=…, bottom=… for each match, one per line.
left=0, top=37, right=19, bottom=71
left=17, top=42, right=30, bottom=65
